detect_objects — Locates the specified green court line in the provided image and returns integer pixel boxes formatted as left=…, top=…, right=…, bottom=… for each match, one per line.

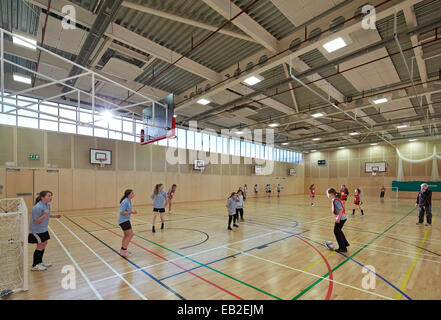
left=100, top=219, right=283, bottom=300
left=292, top=207, right=416, bottom=300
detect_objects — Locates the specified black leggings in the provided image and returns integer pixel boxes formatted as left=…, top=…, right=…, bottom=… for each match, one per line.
left=334, top=219, right=349, bottom=250
left=236, top=208, right=244, bottom=219
left=228, top=214, right=238, bottom=226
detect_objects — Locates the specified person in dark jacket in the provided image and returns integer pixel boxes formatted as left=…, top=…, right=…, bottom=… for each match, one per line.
left=416, top=183, right=432, bottom=226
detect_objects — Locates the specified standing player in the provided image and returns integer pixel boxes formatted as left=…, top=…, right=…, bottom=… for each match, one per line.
left=380, top=186, right=386, bottom=199
left=309, top=184, right=316, bottom=207
left=266, top=184, right=271, bottom=198
left=236, top=189, right=245, bottom=221
left=326, top=188, right=349, bottom=253
left=277, top=184, right=282, bottom=197
left=352, top=188, right=364, bottom=216
left=416, top=183, right=432, bottom=226
left=254, top=184, right=258, bottom=198
left=340, top=184, right=349, bottom=204
left=167, top=184, right=177, bottom=213
left=243, top=184, right=248, bottom=201
left=226, top=192, right=239, bottom=230
left=28, top=191, right=61, bottom=271
left=118, top=189, right=137, bottom=257
left=151, top=184, right=170, bottom=233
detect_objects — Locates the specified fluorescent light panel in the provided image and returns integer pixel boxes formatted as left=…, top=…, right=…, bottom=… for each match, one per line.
left=373, top=98, right=388, bottom=104
left=408, top=139, right=417, bottom=142
left=397, top=124, right=408, bottom=129
left=12, top=34, right=37, bottom=50
left=268, top=123, right=279, bottom=127
left=13, top=74, right=31, bottom=84
left=243, top=75, right=263, bottom=86
left=312, top=138, right=320, bottom=141
left=197, top=98, right=211, bottom=105
left=349, top=132, right=359, bottom=136
left=323, top=37, right=347, bottom=53
left=312, top=112, right=324, bottom=118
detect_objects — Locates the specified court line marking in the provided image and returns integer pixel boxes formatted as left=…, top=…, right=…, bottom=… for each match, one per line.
left=66, top=216, right=185, bottom=300
left=48, top=226, right=103, bottom=300
left=91, top=228, right=287, bottom=284
left=87, top=218, right=243, bottom=300
left=302, top=233, right=441, bottom=264
left=292, top=207, right=416, bottom=300
left=395, top=224, right=432, bottom=300
left=223, top=246, right=393, bottom=300
left=99, top=219, right=282, bottom=300
left=55, top=219, right=148, bottom=300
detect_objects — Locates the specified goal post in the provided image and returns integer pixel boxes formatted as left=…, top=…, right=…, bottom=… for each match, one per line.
left=0, top=198, right=28, bottom=296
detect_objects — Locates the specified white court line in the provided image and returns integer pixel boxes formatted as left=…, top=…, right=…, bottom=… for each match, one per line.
left=91, top=226, right=294, bottom=284
left=223, top=246, right=393, bottom=300
left=48, top=226, right=103, bottom=300
left=56, top=219, right=148, bottom=300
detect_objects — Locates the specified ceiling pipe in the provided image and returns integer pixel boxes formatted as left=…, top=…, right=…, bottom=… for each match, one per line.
left=393, top=9, right=431, bottom=135
left=183, top=22, right=441, bottom=124
left=288, top=56, right=397, bottom=149
left=32, top=0, right=51, bottom=88
left=118, top=0, right=262, bottom=106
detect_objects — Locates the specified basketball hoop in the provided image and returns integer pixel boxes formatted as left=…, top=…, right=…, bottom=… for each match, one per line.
left=97, top=158, right=106, bottom=168
left=372, top=169, right=378, bottom=176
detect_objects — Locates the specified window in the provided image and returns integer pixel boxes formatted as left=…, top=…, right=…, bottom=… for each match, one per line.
left=240, top=141, right=245, bottom=157
left=177, top=128, right=186, bottom=149
left=187, top=130, right=195, bottom=150
left=222, top=136, right=228, bottom=154
left=210, top=135, right=217, bottom=153
left=18, top=98, right=39, bottom=129
left=158, top=137, right=167, bottom=146
left=109, top=117, right=122, bottom=140
left=0, top=98, right=17, bottom=126
left=202, top=133, right=210, bottom=152
left=234, top=139, right=240, bottom=156
left=39, top=101, right=58, bottom=131
left=268, top=146, right=273, bottom=160
left=216, top=136, right=222, bottom=153
left=194, top=132, right=202, bottom=151
left=59, top=104, right=76, bottom=134
left=94, top=117, right=108, bottom=138
left=245, top=142, right=251, bottom=158
left=250, top=143, right=255, bottom=158
left=78, top=110, right=93, bottom=136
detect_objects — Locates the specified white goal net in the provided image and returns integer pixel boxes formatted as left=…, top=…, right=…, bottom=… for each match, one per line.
left=0, top=198, right=28, bottom=296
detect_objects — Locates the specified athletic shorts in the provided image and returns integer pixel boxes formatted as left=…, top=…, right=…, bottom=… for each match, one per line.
left=310, top=194, right=315, bottom=198
left=354, top=202, right=362, bottom=205
left=28, top=231, right=50, bottom=244
left=119, top=221, right=132, bottom=231
left=153, top=208, right=165, bottom=213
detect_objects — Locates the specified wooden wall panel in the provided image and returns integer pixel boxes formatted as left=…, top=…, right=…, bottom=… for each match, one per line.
left=34, top=169, right=59, bottom=212
left=74, top=135, right=95, bottom=169
left=59, top=169, right=73, bottom=211
left=47, top=132, right=71, bottom=168
left=133, top=171, right=152, bottom=206
left=117, top=141, right=134, bottom=171
left=0, top=126, right=14, bottom=165
left=95, top=170, right=117, bottom=208
left=72, top=170, right=95, bottom=210
left=17, top=128, right=44, bottom=168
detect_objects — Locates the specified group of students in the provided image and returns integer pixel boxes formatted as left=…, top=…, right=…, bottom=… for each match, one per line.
left=253, top=184, right=283, bottom=198
left=309, top=184, right=364, bottom=216
left=226, top=189, right=246, bottom=230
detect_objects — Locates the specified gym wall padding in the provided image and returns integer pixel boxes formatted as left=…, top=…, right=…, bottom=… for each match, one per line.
left=392, top=181, right=441, bottom=192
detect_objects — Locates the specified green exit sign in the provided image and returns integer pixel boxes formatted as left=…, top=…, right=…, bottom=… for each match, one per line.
left=28, top=154, right=40, bottom=160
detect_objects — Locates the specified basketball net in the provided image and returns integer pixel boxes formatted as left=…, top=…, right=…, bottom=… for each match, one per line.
left=372, top=170, right=377, bottom=176
left=97, top=158, right=106, bottom=168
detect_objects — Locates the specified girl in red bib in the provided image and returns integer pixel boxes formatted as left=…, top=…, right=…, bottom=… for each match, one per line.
left=309, top=184, right=315, bottom=207
left=327, top=188, right=349, bottom=253
left=340, top=184, right=349, bottom=203
left=352, top=188, right=364, bottom=216
left=167, top=184, right=177, bottom=213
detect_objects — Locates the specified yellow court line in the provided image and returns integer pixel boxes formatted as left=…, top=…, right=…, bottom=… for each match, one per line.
left=395, top=224, right=432, bottom=300
left=303, top=216, right=396, bottom=272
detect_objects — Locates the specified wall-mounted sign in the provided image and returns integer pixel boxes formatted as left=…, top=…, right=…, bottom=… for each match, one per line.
left=289, top=168, right=296, bottom=176
left=318, top=160, right=326, bottom=165
left=28, top=154, right=40, bottom=160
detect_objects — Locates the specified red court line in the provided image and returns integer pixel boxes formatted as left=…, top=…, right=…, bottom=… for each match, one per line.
left=83, top=217, right=244, bottom=300
left=295, top=236, right=333, bottom=300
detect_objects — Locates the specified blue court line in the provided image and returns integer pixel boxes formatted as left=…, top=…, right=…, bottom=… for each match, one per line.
left=160, top=228, right=307, bottom=281
left=163, top=227, right=210, bottom=250
left=299, top=234, right=412, bottom=300
left=64, top=216, right=186, bottom=300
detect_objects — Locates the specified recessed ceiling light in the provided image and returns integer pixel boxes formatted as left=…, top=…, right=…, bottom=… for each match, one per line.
left=396, top=124, right=408, bottom=129
left=268, top=123, right=279, bottom=127
left=323, top=37, right=347, bottom=53
left=373, top=98, right=388, bottom=104
left=243, top=75, right=264, bottom=86
left=408, top=139, right=417, bottom=142
left=312, top=138, right=321, bottom=141
left=370, top=143, right=378, bottom=146
left=349, top=132, right=359, bottom=136
left=282, top=142, right=289, bottom=145
left=338, top=146, right=345, bottom=149
left=13, top=73, right=31, bottom=84
left=312, top=112, right=324, bottom=118
left=311, top=150, right=317, bottom=152
left=235, top=130, right=244, bottom=135
left=12, top=33, right=37, bottom=50
left=197, top=98, right=211, bottom=105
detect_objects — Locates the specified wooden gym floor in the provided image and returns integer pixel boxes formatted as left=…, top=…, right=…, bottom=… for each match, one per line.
left=12, top=194, right=441, bottom=300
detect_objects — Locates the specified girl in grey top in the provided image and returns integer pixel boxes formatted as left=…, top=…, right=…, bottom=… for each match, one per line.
left=151, top=184, right=170, bottom=233
left=226, top=192, right=239, bottom=230
left=236, top=190, right=245, bottom=221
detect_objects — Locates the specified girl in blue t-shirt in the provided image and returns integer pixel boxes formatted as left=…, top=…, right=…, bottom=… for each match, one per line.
left=226, top=192, right=239, bottom=230
left=151, top=184, right=170, bottom=233
left=28, top=190, right=61, bottom=271
left=119, top=189, right=137, bottom=257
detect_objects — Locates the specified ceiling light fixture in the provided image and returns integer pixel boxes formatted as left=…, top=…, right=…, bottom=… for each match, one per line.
left=312, top=138, right=321, bottom=141
left=323, top=37, right=347, bottom=53
left=268, top=123, right=279, bottom=128
left=349, top=132, right=359, bottom=136
left=312, top=112, right=324, bottom=118
left=13, top=73, right=31, bottom=84
left=373, top=98, right=388, bottom=104
left=197, top=98, right=211, bottom=105
left=243, top=75, right=264, bottom=86
left=12, top=33, right=37, bottom=50
left=396, top=124, right=408, bottom=129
